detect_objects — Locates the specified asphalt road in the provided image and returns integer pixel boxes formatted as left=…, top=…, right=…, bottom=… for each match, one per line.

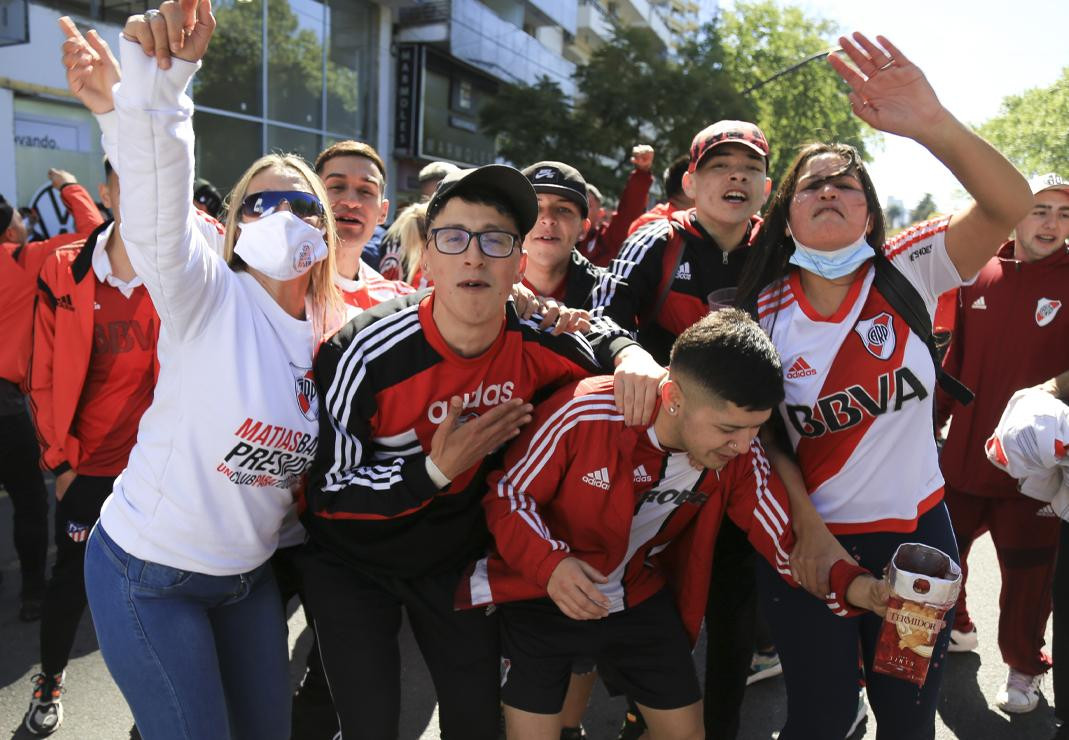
left=0, top=483, right=1058, bottom=740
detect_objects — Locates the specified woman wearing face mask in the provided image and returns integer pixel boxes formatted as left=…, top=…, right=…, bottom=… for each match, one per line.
left=61, top=4, right=343, bottom=738
left=736, top=33, right=1031, bottom=739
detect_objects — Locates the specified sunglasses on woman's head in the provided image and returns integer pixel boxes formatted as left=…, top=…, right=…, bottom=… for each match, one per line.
left=240, top=191, right=325, bottom=220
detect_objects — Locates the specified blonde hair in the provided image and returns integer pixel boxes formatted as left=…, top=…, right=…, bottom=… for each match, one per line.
left=221, top=153, right=344, bottom=334
left=383, top=201, right=429, bottom=285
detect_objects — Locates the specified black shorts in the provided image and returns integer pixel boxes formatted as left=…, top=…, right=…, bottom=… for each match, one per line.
left=500, top=588, right=700, bottom=714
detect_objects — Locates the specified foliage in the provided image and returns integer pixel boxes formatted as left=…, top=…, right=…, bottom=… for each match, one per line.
left=909, top=193, right=938, bottom=224
left=978, top=68, right=1069, bottom=177
left=715, top=0, right=869, bottom=186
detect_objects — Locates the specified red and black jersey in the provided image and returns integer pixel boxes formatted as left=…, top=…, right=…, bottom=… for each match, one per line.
left=521, top=249, right=620, bottom=310
left=589, top=209, right=761, bottom=365
left=303, top=292, right=634, bottom=578
left=455, top=376, right=867, bottom=643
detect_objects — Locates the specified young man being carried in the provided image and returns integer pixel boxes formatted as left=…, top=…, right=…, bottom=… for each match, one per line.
left=300, top=164, right=663, bottom=739
left=457, top=309, right=884, bottom=740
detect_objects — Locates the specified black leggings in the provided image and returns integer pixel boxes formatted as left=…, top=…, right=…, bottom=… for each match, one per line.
left=0, top=407, right=48, bottom=597
left=756, top=504, right=959, bottom=740
left=41, top=474, right=114, bottom=676
left=299, top=546, right=501, bottom=740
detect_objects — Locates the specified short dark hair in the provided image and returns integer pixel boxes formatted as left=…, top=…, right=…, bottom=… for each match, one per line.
left=314, top=140, right=387, bottom=185
left=425, top=184, right=522, bottom=234
left=669, top=308, right=784, bottom=410
left=664, top=154, right=689, bottom=201
left=103, top=155, right=114, bottom=180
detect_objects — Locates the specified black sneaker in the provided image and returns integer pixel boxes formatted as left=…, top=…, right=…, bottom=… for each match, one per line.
left=617, top=709, right=647, bottom=740
left=24, top=671, right=64, bottom=736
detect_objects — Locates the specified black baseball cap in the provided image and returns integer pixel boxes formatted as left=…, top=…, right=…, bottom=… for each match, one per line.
left=521, top=161, right=589, bottom=219
left=427, top=164, right=538, bottom=236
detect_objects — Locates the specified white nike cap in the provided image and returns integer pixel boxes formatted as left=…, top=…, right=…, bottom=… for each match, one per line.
left=1029, top=173, right=1069, bottom=195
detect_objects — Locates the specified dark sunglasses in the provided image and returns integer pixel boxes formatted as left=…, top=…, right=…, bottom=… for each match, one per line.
left=428, top=228, right=520, bottom=258
left=240, top=190, right=325, bottom=220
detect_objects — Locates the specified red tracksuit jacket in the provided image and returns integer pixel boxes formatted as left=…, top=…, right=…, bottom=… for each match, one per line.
left=937, top=242, right=1069, bottom=498
left=456, top=376, right=867, bottom=644
left=0, top=184, right=102, bottom=389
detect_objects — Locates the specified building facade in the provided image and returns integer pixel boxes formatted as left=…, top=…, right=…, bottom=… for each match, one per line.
left=1, top=0, right=716, bottom=221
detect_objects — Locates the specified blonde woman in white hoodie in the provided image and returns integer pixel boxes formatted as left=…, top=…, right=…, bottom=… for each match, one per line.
left=61, top=3, right=343, bottom=738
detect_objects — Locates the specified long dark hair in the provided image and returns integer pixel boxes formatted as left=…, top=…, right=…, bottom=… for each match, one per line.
left=737, top=142, right=886, bottom=312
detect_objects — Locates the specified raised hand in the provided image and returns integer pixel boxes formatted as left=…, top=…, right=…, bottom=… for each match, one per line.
left=631, top=144, right=654, bottom=172
left=122, top=0, right=215, bottom=70
left=59, top=16, right=120, bottom=114
left=828, top=33, right=948, bottom=142
left=47, top=169, right=77, bottom=189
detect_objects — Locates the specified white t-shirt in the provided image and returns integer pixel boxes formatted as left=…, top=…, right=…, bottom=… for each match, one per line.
left=758, top=218, right=965, bottom=534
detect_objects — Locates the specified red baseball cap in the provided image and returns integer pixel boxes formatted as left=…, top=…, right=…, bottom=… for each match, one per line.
left=688, top=121, right=770, bottom=173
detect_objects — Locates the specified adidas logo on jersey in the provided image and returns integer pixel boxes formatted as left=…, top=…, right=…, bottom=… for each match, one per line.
left=675, top=262, right=692, bottom=280
left=971, top=296, right=987, bottom=310
left=633, top=465, right=652, bottom=483
left=427, top=381, right=515, bottom=424
left=1037, top=504, right=1058, bottom=518
left=786, top=357, right=818, bottom=379
left=582, top=467, right=611, bottom=490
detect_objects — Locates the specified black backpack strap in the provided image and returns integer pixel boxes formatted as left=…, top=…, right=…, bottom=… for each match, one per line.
left=638, top=227, right=687, bottom=335
left=872, top=254, right=973, bottom=405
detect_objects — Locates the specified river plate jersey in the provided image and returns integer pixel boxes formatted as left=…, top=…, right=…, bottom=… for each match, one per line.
left=757, top=218, right=965, bottom=534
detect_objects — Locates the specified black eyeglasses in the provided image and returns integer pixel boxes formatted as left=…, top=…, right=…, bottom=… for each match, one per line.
left=428, top=228, right=520, bottom=258
left=240, top=190, right=325, bottom=220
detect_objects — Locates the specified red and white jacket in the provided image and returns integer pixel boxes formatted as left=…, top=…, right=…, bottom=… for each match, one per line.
left=456, top=376, right=867, bottom=643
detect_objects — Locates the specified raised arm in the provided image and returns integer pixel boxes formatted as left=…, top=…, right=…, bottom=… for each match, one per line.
left=829, top=33, right=1031, bottom=280
left=61, top=3, right=226, bottom=341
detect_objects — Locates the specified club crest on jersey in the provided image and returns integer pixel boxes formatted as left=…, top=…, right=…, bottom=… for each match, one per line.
left=854, top=312, right=896, bottom=360
left=66, top=521, right=90, bottom=543
left=291, top=363, right=318, bottom=421
left=1036, top=298, right=1062, bottom=327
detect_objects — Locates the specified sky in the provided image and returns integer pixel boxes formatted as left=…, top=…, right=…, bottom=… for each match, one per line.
left=722, top=0, right=1068, bottom=214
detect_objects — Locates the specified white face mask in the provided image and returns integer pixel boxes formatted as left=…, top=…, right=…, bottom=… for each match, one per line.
left=235, top=209, right=328, bottom=281
left=787, top=222, right=873, bottom=280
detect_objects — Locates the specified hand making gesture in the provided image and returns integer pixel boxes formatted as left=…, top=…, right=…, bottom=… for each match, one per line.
left=828, top=32, right=948, bottom=142
left=58, top=16, right=120, bottom=114
left=121, top=0, right=216, bottom=69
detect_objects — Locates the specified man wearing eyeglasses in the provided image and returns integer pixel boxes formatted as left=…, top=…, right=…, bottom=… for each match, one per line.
left=299, top=164, right=663, bottom=740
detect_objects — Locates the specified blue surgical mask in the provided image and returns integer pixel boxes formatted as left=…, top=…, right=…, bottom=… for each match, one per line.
left=787, top=224, right=874, bottom=280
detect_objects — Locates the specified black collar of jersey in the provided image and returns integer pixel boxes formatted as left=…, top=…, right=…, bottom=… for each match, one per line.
left=70, top=219, right=113, bottom=285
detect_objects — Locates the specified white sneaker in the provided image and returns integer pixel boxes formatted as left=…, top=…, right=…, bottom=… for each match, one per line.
left=845, top=688, right=867, bottom=737
left=948, top=626, right=978, bottom=653
left=996, top=669, right=1042, bottom=714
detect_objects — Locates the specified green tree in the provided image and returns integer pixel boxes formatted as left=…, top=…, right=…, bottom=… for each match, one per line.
left=885, top=199, right=906, bottom=231
left=910, top=193, right=938, bottom=223
left=978, top=68, right=1069, bottom=176
left=716, top=0, right=870, bottom=185
left=481, top=26, right=752, bottom=195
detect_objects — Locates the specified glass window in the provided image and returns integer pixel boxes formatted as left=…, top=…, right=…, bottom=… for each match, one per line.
left=192, top=111, right=262, bottom=197
left=193, top=0, right=264, bottom=117
left=33, top=0, right=149, bottom=25
left=266, top=125, right=321, bottom=168
left=324, top=0, right=375, bottom=138
left=266, top=0, right=325, bottom=129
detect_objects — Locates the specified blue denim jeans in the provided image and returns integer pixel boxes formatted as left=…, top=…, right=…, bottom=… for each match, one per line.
left=84, top=524, right=290, bottom=740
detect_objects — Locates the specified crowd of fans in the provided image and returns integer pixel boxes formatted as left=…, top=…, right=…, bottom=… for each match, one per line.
left=1, top=3, right=1067, bottom=740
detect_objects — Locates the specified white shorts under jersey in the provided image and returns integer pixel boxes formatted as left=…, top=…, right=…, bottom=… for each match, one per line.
left=758, top=218, right=965, bottom=534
